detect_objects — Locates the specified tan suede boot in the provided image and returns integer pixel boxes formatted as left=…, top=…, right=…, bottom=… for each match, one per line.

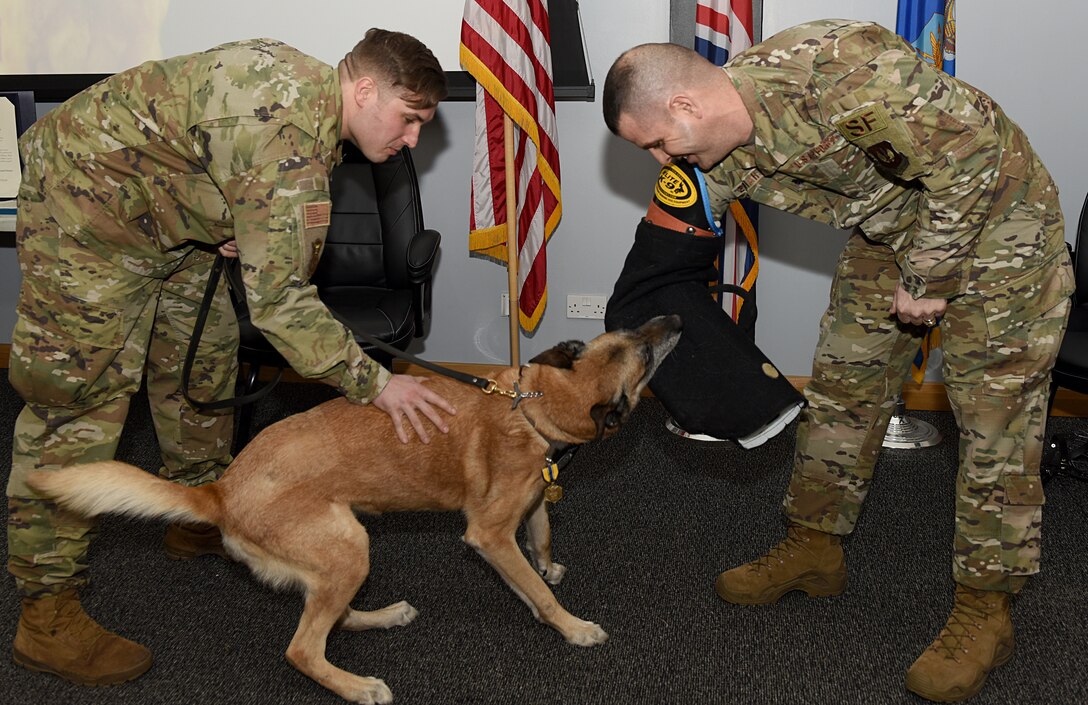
left=12, top=589, right=152, bottom=685
left=905, top=585, right=1014, bottom=702
left=163, top=522, right=229, bottom=560
left=715, top=523, right=846, bottom=604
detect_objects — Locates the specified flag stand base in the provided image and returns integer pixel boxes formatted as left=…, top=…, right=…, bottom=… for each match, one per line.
left=882, top=395, right=942, bottom=449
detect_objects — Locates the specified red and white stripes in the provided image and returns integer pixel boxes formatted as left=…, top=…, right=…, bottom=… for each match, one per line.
left=461, top=0, right=561, bottom=333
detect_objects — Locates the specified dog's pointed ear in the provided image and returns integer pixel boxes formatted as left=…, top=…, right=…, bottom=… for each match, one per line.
left=529, top=340, right=587, bottom=370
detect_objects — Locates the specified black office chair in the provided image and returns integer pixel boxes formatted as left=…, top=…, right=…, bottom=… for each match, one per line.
left=229, top=143, right=440, bottom=452
left=1043, top=191, right=1088, bottom=482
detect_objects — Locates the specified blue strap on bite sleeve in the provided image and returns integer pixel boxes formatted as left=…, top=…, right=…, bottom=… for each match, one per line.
left=695, top=168, right=723, bottom=237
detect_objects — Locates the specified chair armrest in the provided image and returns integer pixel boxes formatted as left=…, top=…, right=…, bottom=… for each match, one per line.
left=407, top=229, right=441, bottom=283
left=406, top=229, right=440, bottom=337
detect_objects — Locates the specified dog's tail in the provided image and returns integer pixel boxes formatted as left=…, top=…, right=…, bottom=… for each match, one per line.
left=27, top=461, right=222, bottom=526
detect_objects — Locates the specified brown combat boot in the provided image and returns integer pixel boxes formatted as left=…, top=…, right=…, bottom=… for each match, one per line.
left=905, top=585, right=1014, bottom=702
left=12, top=589, right=152, bottom=685
left=715, top=523, right=846, bottom=604
left=163, top=522, right=229, bottom=560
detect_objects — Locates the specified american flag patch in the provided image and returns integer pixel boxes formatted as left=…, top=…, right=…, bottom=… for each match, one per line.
left=303, top=201, right=331, bottom=229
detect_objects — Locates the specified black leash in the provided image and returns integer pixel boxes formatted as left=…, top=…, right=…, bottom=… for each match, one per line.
left=181, top=254, right=282, bottom=412
left=354, top=327, right=493, bottom=391
left=354, top=331, right=550, bottom=408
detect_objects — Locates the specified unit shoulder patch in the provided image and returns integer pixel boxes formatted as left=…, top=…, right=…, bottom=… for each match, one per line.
left=864, top=141, right=908, bottom=174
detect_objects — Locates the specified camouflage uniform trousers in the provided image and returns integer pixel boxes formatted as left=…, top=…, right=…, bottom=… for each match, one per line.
left=784, top=231, right=1070, bottom=594
left=6, top=198, right=238, bottom=598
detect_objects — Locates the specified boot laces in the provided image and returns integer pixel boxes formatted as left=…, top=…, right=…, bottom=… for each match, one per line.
left=750, top=526, right=807, bottom=573
left=52, top=596, right=107, bottom=644
left=929, top=594, right=991, bottom=661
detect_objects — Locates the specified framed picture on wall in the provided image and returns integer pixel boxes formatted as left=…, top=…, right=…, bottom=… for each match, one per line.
left=0, top=91, right=35, bottom=232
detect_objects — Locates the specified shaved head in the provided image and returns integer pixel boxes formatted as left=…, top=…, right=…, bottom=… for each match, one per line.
left=603, top=43, right=713, bottom=135
left=603, top=41, right=753, bottom=170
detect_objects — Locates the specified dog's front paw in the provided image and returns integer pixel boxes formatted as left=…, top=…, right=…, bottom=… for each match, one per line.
left=347, top=676, right=392, bottom=704
left=565, top=619, right=608, bottom=647
left=540, top=562, right=567, bottom=585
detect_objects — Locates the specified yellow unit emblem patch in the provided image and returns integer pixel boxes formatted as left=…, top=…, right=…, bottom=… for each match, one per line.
left=654, top=164, right=698, bottom=208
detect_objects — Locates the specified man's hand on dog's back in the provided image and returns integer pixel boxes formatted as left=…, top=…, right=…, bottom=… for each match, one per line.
left=371, top=374, right=457, bottom=444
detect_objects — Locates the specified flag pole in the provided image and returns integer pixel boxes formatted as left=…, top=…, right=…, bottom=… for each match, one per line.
left=504, top=114, right=520, bottom=366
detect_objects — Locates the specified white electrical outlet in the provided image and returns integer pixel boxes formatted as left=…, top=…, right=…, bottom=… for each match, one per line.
left=500, top=293, right=510, bottom=317
left=566, top=294, right=607, bottom=319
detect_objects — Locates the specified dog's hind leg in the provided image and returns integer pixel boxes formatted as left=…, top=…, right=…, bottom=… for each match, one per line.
left=522, top=497, right=566, bottom=585
left=278, top=508, right=394, bottom=704
left=288, top=586, right=394, bottom=704
left=463, top=521, right=607, bottom=647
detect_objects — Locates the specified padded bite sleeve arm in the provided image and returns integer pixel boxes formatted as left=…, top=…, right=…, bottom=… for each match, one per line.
left=604, top=218, right=803, bottom=441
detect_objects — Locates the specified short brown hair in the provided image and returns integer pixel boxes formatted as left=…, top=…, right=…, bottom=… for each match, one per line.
left=602, top=55, right=635, bottom=135
left=341, top=28, right=448, bottom=108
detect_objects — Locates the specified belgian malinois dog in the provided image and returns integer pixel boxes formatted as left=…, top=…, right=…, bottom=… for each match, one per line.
left=29, top=315, right=682, bottom=704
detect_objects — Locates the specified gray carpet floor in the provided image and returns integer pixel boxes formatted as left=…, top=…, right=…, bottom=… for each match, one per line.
left=1, top=372, right=1087, bottom=704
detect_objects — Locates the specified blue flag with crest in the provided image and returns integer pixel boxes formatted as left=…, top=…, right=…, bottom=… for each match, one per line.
left=897, top=0, right=956, bottom=383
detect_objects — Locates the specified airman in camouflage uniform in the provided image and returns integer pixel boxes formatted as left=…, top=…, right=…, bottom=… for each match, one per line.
left=7, top=30, right=451, bottom=686
left=604, top=19, right=1072, bottom=702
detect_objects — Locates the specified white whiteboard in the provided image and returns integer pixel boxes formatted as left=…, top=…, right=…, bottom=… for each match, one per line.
left=0, top=0, right=467, bottom=74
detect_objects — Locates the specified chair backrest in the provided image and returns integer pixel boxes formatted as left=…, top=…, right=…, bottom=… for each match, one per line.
left=311, top=144, right=425, bottom=291
left=1074, top=191, right=1088, bottom=304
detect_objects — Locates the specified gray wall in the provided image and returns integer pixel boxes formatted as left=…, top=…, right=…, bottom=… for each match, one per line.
left=4, top=0, right=1087, bottom=379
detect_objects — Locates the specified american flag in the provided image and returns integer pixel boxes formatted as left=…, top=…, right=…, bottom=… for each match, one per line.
left=460, top=0, right=561, bottom=334
left=695, top=1, right=758, bottom=323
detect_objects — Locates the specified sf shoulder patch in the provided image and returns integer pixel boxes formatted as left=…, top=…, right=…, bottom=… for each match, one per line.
left=833, top=105, right=888, bottom=140
left=303, top=201, right=332, bottom=229
left=654, top=164, right=698, bottom=208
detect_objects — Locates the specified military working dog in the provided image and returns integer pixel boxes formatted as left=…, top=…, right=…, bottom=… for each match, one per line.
left=28, top=315, right=682, bottom=704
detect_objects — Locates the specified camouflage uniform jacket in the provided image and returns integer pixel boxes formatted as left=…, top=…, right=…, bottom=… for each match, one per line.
left=704, top=19, right=1073, bottom=327
left=17, top=38, right=390, bottom=403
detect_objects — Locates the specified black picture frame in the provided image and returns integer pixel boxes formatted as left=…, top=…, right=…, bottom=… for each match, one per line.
left=0, top=91, right=38, bottom=134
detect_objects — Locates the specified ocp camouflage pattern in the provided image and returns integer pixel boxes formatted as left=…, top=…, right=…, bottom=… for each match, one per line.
left=16, top=38, right=390, bottom=403
left=701, top=19, right=1073, bottom=591
left=7, top=39, right=389, bottom=596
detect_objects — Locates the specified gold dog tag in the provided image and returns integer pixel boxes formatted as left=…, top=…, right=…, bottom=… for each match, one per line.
left=544, top=483, right=564, bottom=503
